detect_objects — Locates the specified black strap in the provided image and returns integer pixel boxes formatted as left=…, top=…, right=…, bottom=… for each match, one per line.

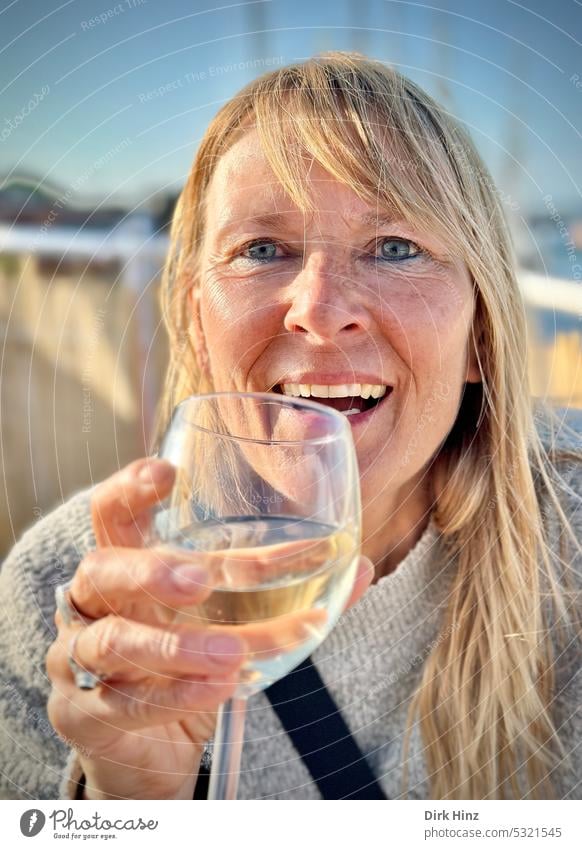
left=193, top=762, right=210, bottom=800
left=74, top=772, right=87, bottom=800
left=193, top=656, right=387, bottom=800
left=265, top=656, right=387, bottom=799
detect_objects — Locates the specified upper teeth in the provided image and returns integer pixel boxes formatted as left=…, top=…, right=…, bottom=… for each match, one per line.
left=280, top=383, right=388, bottom=399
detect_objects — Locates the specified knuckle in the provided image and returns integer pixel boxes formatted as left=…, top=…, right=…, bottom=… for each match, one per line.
left=155, top=628, right=182, bottom=663
left=107, top=459, right=140, bottom=489
left=74, top=551, right=100, bottom=599
left=47, top=690, right=69, bottom=734
left=119, top=459, right=149, bottom=496
left=80, top=548, right=101, bottom=575
left=47, top=690, right=94, bottom=751
left=124, top=680, right=156, bottom=722
left=127, top=457, right=148, bottom=479
left=93, top=616, right=124, bottom=666
left=139, top=549, right=171, bottom=591
left=45, top=640, right=64, bottom=680
left=91, top=464, right=136, bottom=515
left=171, top=678, right=204, bottom=708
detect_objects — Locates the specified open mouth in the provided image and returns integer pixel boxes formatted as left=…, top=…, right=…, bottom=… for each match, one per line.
left=272, top=382, right=393, bottom=419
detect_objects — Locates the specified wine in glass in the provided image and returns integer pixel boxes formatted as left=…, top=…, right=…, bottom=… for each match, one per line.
left=152, top=392, right=361, bottom=799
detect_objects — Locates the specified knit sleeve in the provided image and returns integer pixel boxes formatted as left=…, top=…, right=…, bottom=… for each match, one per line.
left=543, top=452, right=582, bottom=799
left=58, top=750, right=86, bottom=800
left=0, top=489, right=95, bottom=799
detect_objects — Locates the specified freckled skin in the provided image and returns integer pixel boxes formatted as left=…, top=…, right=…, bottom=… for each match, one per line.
left=192, top=130, right=481, bottom=573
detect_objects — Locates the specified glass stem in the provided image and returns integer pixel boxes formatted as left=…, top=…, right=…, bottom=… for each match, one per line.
left=207, top=696, right=247, bottom=800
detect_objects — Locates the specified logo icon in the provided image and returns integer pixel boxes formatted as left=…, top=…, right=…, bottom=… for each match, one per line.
left=19, top=810, right=46, bottom=837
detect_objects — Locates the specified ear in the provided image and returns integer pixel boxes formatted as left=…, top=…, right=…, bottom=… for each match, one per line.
left=465, top=323, right=483, bottom=384
left=187, top=286, right=210, bottom=377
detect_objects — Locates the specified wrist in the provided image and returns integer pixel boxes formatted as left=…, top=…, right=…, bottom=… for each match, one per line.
left=80, top=754, right=201, bottom=800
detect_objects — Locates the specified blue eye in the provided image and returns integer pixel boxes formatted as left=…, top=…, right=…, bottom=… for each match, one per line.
left=237, top=237, right=421, bottom=265
left=244, top=241, right=278, bottom=261
left=379, top=238, right=420, bottom=261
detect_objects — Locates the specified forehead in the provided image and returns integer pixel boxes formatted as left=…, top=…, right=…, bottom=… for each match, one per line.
left=205, top=129, right=382, bottom=226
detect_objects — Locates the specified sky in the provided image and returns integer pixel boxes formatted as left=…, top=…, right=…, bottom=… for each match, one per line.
left=1, top=0, right=581, bottom=219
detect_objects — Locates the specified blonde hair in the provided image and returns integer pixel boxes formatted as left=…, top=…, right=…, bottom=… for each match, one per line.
left=156, top=52, right=581, bottom=798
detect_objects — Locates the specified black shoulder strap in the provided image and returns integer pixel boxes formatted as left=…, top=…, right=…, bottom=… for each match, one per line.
left=265, top=656, right=387, bottom=799
left=194, top=656, right=388, bottom=800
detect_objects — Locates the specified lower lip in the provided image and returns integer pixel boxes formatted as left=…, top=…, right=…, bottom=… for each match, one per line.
left=342, top=388, right=393, bottom=427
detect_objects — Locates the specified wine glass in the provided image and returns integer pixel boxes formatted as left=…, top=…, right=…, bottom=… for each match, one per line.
left=151, top=392, right=361, bottom=799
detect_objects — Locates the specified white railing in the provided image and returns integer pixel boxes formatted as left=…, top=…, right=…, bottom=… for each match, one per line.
left=1, top=222, right=581, bottom=314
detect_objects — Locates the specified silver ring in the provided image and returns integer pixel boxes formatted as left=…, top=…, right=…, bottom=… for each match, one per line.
left=67, top=630, right=105, bottom=691
left=55, top=580, right=96, bottom=627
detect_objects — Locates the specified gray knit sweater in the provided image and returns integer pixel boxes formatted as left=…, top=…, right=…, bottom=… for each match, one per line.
left=1, top=444, right=581, bottom=800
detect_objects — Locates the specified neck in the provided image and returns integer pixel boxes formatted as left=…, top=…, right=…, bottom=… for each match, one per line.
left=361, top=472, right=434, bottom=582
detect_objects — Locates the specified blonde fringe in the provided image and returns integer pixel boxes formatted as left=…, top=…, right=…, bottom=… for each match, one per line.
left=154, top=52, right=582, bottom=798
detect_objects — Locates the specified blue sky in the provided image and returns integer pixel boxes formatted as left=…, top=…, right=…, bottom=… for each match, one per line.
left=1, top=0, right=581, bottom=217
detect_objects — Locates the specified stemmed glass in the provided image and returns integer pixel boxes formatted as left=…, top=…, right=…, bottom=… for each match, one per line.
left=151, top=392, right=361, bottom=799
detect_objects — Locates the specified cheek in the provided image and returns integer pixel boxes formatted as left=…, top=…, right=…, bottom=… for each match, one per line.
left=200, top=279, right=281, bottom=374
left=374, top=280, right=474, bottom=456
left=376, top=271, right=473, bottom=374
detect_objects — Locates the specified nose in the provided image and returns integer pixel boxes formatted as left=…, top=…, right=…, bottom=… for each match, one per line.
left=283, top=254, right=372, bottom=341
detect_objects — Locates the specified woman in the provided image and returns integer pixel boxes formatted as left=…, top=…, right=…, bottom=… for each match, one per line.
left=0, top=52, right=580, bottom=800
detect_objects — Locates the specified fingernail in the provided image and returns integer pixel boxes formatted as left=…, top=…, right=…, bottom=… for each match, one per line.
left=205, top=635, right=244, bottom=663
left=171, top=565, right=209, bottom=594
left=138, top=459, right=173, bottom=485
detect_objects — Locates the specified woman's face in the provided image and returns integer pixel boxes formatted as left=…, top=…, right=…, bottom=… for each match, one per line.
left=193, top=129, right=480, bottom=509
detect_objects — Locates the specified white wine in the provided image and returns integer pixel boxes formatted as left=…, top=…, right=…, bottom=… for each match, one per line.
left=166, top=516, right=358, bottom=695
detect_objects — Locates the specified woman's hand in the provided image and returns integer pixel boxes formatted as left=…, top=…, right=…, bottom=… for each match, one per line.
left=46, top=458, right=373, bottom=800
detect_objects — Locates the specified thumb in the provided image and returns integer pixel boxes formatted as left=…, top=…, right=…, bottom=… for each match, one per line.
left=91, top=457, right=176, bottom=548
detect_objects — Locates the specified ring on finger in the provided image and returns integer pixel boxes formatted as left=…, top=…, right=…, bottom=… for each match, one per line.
left=55, top=580, right=96, bottom=627
left=68, top=630, right=106, bottom=691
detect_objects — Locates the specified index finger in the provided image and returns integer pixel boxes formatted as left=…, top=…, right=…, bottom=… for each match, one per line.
left=175, top=532, right=352, bottom=589
left=91, top=457, right=175, bottom=548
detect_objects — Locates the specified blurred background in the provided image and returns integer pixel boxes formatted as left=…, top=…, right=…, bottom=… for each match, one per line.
left=1, top=0, right=581, bottom=557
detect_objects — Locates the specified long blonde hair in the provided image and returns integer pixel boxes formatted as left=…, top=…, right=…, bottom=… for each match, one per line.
left=155, top=52, right=581, bottom=798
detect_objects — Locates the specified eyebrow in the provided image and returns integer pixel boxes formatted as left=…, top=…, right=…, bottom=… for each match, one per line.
left=354, top=211, right=403, bottom=229
left=214, top=209, right=405, bottom=240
